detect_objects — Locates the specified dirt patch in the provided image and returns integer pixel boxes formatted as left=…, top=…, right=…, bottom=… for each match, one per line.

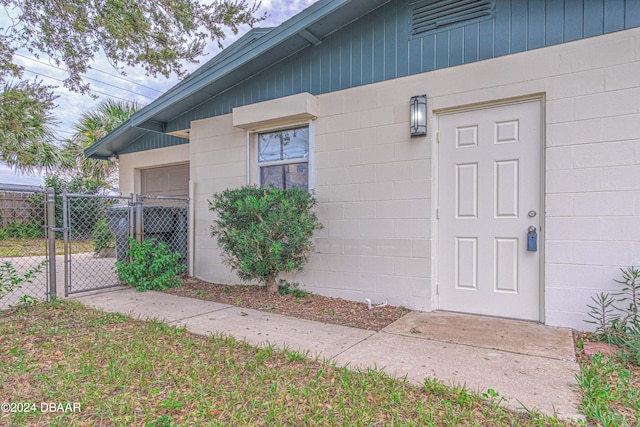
left=164, top=277, right=411, bottom=331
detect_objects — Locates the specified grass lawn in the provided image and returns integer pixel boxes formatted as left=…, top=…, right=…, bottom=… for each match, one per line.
left=0, top=238, right=94, bottom=257
left=0, top=301, right=577, bottom=427
left=577, top=353, right=639, bottom=426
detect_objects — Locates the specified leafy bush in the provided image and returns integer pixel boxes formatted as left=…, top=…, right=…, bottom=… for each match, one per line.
left=1, top=218, right=45, bottom=239
left=209, top=186, right=323, bottom=293
left=92, top=218, right=115, bottom=254
left=116, top=238, right=185, bottom=292
left=0, top=261, right=44, bottom=300
left=587, top=267, right=640, bottom=364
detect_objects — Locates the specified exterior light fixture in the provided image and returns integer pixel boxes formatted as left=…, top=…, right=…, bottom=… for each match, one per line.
left=410, top=95, right=427, bottom=137
left=108, top=154, right=119, bottom=162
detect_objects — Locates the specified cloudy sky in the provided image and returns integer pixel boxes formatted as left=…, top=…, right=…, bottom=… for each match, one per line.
left=0, top=0, right=317, bottom=185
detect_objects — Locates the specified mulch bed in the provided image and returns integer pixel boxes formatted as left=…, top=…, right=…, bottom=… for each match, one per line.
left=164, top=277, right=411, bottom=331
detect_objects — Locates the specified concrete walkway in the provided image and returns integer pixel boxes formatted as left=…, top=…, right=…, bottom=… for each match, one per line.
left=73, top=287, right=583, bottom=420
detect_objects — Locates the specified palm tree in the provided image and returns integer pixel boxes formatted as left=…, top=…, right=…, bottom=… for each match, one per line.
left=61, top=99, right=139, bottom=189
left=0, top=81, right=62, bottom=173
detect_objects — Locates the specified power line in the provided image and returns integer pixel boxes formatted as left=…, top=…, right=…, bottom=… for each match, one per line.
left=88, top=66, right=165, bottom=94
left=15, top=53, right=156, bottom=100
left=15, top=52, right=165, bottom=94
left=23, top=68, right=141, bottom=104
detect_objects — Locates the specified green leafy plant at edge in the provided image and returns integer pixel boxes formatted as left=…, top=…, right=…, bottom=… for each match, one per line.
left=116, top=238, right=185, bottom=292
left=586, top=266, right=640, bottom=364
left=0, top=261, right=44, bottom=301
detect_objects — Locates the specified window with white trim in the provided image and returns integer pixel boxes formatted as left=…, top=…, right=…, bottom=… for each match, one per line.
left=257, top=126, right=309, bottom=191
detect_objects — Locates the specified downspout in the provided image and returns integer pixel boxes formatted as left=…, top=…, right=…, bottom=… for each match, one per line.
left=188, top=180, right=195, bottom=276
left=246, top=131, right=251, bottom=186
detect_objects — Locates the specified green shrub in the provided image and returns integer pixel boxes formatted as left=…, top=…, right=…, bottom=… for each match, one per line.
left=116, top=238, right=185, bottom=292
left=92, top=218, right=115, bottom=254
left=209, top=186, right=323, bottom=293
left=587, top=266, right=640, bottom=364
left=2, top=218, right=45, bottom=239
left=0, top=261, right=44, bottom=300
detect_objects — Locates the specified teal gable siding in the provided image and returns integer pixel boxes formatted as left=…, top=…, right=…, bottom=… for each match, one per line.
left=120, top=133, right=188, bottom=155
left=156, top=0, right=640, bottom=137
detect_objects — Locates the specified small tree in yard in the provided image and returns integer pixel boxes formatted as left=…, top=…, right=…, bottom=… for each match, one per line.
left=209, top=186, right=323, bottom=294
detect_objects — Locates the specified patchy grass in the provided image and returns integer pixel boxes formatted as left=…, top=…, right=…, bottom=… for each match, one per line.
left=0, top=301, right=575, bottom=426
left=577, top=353, right=640, bottom=426
left=0, top=238, right=93, bottom=257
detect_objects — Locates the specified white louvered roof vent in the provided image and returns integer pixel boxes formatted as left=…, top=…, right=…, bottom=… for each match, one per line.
left=412, top=0, right=495, bottom=36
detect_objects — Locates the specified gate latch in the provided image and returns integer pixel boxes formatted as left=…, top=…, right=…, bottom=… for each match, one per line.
left=527, top=226, right=537, bottom=252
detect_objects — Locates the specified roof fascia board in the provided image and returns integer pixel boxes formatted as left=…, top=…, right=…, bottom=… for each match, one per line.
left=86, top=0, right=387, bottom=159
left=129, top=0, right=355, bottom=127
left=84, top=29, right=272, bottom=158
left=164, top=27, right=273, bottom=93
left=83, top=119, right=134, bottom=158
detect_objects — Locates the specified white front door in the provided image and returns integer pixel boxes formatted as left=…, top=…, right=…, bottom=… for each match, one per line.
left=437, top=100, right=542, bottom=321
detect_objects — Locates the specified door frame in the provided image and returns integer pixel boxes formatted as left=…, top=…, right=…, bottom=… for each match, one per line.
left=432, top=94, right=546, bottom=323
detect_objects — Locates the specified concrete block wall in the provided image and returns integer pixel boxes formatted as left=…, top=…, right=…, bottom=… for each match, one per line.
left=419, top=26, right=639, bottom=330
left=189, top=115, right=247, bottom=285
left=301, top=82, right=433, bottom=310
left=542, top=34, right=640, bottom=328
left=119, top=26, right=640, bottom=330
left=297, top=26, right=640, bottom=327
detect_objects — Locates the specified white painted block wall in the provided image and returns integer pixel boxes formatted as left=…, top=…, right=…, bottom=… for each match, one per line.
left=304, top=83, right=433, bottom=311
left=543, top=38, right=640, bottom=328
left=119, top=27, right=640, bottom=330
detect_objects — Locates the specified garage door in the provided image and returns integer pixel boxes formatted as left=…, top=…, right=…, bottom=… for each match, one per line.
left=141, top=164, right=189, bottom=197
left=437, top=100, right=542, bottom=321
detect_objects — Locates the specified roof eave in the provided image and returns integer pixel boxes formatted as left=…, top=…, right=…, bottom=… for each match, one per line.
left=83, top=119, right=134, bottom=159
left=86, top=0, right=390, bottom=159
left=129, top=0, right=357, bottom=128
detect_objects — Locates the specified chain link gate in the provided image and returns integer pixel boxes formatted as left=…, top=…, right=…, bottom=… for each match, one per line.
left=62, top=193, right=134, bottom=295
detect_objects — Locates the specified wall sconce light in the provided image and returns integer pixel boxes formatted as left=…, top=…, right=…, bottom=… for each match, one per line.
left=108, top=154, right=119, bottom=162
left=410, top=95, right=427, bottom=137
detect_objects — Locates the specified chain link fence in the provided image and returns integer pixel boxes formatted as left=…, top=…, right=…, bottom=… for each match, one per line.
left=139, top=196, right=189, bottom=269
left=0, top=184, right=50, bottom=309
left=64, top=193, right=189, bottom=295
left=0, top=186, right=190, bottom=305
